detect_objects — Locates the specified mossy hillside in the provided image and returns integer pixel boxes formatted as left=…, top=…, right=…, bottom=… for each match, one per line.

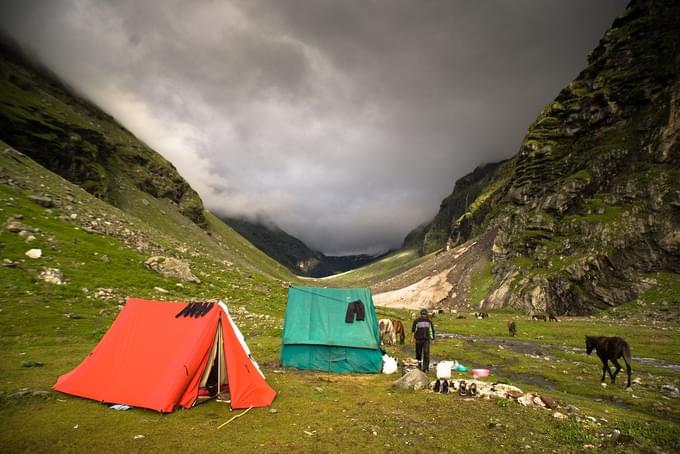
left=0, top=42, right=207, bottom=227
left=432, top=0, right=680, bottom=314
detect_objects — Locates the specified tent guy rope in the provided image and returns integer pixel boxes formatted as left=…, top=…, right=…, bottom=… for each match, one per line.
left=217, top=405, right=253, bottom=429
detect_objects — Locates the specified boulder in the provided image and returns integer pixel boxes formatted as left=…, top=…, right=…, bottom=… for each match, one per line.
left=25, top=249, right=42, bottom=259
left=540, top=395, right=558, bottom=409
left=392, top=369, right=430, bottom=391
left=37, top=268, right=65, bottom=285
left=29, top=195, right=54, bottom=208
left=144, top=256, right=200, bottom=283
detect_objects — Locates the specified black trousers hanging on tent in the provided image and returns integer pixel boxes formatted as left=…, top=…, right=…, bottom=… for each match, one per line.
left=344, top=300, right=366, bottom=323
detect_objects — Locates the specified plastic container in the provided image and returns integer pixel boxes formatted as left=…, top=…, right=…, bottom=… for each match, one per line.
left=436, top=360, right=454, bottom=379
left=472, top=368, right=490, bottom=378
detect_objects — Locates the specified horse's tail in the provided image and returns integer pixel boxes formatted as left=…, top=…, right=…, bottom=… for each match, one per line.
left=622, top=341, right=633, bottom=366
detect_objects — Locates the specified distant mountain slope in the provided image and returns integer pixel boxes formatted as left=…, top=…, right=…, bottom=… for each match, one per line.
left=222, top=215, right=382, bottom=277
left=0, top=37, right=297, bottom=284
left=0, top=37, right=206, bottom=227
left=383, top=0, right=680, bottom=315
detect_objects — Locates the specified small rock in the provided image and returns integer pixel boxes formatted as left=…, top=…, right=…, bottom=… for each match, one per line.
left=2, top=259, right=17, bottom=268
left=21, top=360, right=44, bottom=368
left=29, top=195, right=54, bottom=208
left=7, top=389, right=31, bottom=399
left=73, top=425, right=79, bottom=429
left=70, top=213, right=77, bottom=220
left=65, top=312, right=82, bottom=320
left=661, top=384, right=679, bottom=397
left=25, top=249, right=42, bottom=259
left=565, top=404, right=580, bottom=414
left=552, top=411, right=567, bottom=420
left=38, top=268, right=65, bottom=285
left=269, top=408, right=278, bottom=414
left=392, top=369, right=430, bottom=391
left=32, top=390, right=50, bottom=398
left=154, top=287, right=169, bottom=294
left=583, top=444, right=596, bottom=449
left=632, top=377, right=642, bottom=385
left=600, top=382, right=607, bottom=388
left=540, top=395, right=558, bottom=409
left=133, top=435, right=145, bottom=440
left=100, top=255, right=109, bottom=263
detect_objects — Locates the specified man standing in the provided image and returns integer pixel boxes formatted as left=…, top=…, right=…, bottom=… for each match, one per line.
left=411, top=309, right=435, bottom=372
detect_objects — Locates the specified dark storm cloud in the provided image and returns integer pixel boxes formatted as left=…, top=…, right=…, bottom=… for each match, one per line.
left=0, top=0, right=626, bottom=254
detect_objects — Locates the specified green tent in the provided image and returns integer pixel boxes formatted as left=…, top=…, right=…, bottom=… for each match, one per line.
left=280, top=286, right=383, bottom=373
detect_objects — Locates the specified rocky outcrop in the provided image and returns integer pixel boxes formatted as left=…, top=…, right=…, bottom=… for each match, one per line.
left=144, top=256, right=201, bottom=283
left=416, top=0, right=680, bottom=314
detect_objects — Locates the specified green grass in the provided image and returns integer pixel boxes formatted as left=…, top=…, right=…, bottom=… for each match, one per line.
left=469, top=261, right=494, bottom=307
left=324, top=249, right=432, bottom=288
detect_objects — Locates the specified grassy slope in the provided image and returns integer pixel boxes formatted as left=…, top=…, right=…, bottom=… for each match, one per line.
left=322, top=248, right=434, bottom=288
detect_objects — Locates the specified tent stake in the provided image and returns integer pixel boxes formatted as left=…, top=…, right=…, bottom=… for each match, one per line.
left=217, top=405, right=253, bottom=429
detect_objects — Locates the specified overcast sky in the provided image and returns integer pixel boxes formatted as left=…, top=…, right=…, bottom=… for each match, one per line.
left=0, top=0, right=626, bottom=254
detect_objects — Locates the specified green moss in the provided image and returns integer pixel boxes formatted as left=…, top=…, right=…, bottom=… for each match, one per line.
left=566, top=169, right=591, bottom=182
left=468, top=261, right=494, bottom=306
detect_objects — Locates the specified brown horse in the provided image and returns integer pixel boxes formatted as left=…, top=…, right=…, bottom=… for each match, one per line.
left=508, top=320, right=516, bottom=337
left=586, top=336, right=632, bottom=388
left=391, top=319, right=405, bottom=344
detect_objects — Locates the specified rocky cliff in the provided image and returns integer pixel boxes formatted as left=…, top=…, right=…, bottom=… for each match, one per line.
left=413, top=0, right=680, bottom=314
left=0, top=38, right=207, bottom=227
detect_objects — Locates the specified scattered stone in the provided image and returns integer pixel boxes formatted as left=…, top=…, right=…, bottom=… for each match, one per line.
left=25, top=235, right=36, bottom=242
left=583, top=444, right=596, bottom=449
left=144, top=256, right=200, bottom=283
left=552, top=411, right=568, bottom=420
left=70, top=213, right=78, bottom=220
left=661, top=384, right=679, bottom=397
left=392, top=369, right=430, bottom=391
left=7, top=389, right=31, bottom=399
left=2, top=259, right=17, bottom=268
left=32, top=390, right=50, bottom=398
left=38, top=268, right=65, bottom=285
left=29, top=195, right=54, bottom=208
left=25, top=248, right=42, bottom=259
left=632, top=377, right=642, bottom=385
left=600, top=382, right=607, bottom=388
left=540, top=395, right=558, bottom=409
left=154, top=287, right=169, bottom=294
left=133, top=435, right=145, bottom=440
left=100, top=255, right=110, bottom=263
left=269, top=408, right=278, bottom=414
left=5, top=221, right=24, bottom=233
left=65, top=312, right=83, bottom=320
left=21, top=360, right=43, bottom=368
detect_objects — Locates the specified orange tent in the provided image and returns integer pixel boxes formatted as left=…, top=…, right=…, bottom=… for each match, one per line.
left=53, top=298, right=276, bottom=412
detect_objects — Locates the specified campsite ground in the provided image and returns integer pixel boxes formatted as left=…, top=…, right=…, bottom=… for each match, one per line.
left=1, top=161, right=678, bottom=452
left=1, top=277, right=678, bottom=453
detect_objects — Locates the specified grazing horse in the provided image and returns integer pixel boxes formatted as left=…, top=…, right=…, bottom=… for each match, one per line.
left=508, top=320, right=516, bottom=337
left=379, top=319, right=396, bottom=345
left=586, top=336, right=632, bottom=388
left=391, top=319, right=405, bottom=344
left=531, top=313, right=547, bottom=321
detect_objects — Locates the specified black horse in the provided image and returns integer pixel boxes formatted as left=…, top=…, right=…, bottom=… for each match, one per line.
left=585, top=336, right=632, bottom=387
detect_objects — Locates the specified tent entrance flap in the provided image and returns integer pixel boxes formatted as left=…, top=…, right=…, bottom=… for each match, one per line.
left=197, top=321, right=228, bottom=402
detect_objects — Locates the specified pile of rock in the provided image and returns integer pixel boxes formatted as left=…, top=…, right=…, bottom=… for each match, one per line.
left=144, top=256, right=200, bottom=283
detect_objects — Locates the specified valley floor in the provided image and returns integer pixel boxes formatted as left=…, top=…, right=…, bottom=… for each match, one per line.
left=1, top=301, right=678, bottom=453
